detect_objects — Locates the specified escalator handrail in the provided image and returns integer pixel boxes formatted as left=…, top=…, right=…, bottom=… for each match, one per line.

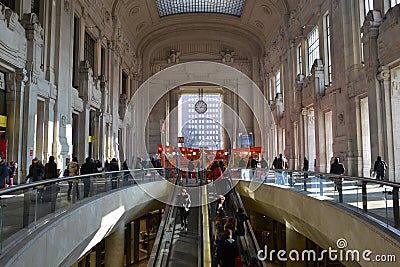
left=148, top=169, right=181, bottom=267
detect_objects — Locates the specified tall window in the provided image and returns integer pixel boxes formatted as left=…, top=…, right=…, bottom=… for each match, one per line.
left=122, top=72, right=128, bottom=95
left=84, top=32, right=96, bottom=70
left=360, top=0, right=374, bottom=26
left=275, top=70, right=281, bottom=95
left=297, top=44, right=303, bottom=75
left=72, top=16, right=80, bottom=89
left=0, top=0, right=15, bottom=10
left=268, top=77, right=273, bottom=101
left=390, top=0, right=400, bottom=7
left=323, top=13, right=332, bottom=85
left=364, top=0, right=374, bottom=16
left=101, top=46, right=106, bottom=78
left=307, top=26, right=320, bottom=75
left=0, top=71, right=6, bottom=115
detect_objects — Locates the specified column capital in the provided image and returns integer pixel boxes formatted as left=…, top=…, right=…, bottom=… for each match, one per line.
left=377, top=66, right=390, bottom=81
left=15, top=68, right=28, bottom=84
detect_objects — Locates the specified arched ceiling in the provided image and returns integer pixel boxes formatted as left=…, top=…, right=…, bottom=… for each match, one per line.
left=110, top=0, right=297, bottom=56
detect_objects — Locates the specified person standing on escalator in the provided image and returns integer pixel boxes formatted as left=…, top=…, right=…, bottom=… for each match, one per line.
left=177, top=188, right=191, bottom=233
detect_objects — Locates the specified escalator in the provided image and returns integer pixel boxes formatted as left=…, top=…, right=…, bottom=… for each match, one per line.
left=148, top=174, right=264, bottom=267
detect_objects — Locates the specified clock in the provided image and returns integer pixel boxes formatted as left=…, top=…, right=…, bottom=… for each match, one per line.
left=195, top=100, right=207, bottom=114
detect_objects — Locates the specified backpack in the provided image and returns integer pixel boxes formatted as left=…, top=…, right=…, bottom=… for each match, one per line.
left=377, top=161, right=387, bottom=172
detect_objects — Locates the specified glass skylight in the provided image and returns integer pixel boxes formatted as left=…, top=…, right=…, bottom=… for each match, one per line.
left=155, top=0, right=246, bottom=17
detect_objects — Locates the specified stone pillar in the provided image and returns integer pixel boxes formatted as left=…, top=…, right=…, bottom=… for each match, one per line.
left=6, top=69, right=28, bottom=184
left=104, top=224, right=125, bottom=267
left=77, top=103, right=90, bottom=163
left=301, top=109, right=308, bottom=168
left=377, top=67, right=395, bottom=181
left=362, top=10, right=383, bottom=170
left=311, top=60, right=326, bottom=172
left=286, top=224, right=307, bottom=267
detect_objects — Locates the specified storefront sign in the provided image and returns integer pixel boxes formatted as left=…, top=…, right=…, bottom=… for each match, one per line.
left=0, top=115, right=7, bottom=128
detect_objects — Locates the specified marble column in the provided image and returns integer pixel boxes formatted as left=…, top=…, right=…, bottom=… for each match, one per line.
left=6, top=69, right=28, bottom=183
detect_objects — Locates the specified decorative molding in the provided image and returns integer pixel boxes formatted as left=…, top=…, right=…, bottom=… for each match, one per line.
left=64, top=0, right=71, bottom=14
left=338, top=113, right=344, bottom=124
left=255, top=20, right=265, bottom=30
left=261, top=5, right=272, bottom=15
left=15, top=68, right=28, bottom=84
left=136, top=22, right=146, bottom=32
left=129, top=6, right=140, bottom=17
left=332, top=0, right=339, bottom=10
left=377, top=66, right=390, bottom=81
left=5, top=9, right=20, bottom=31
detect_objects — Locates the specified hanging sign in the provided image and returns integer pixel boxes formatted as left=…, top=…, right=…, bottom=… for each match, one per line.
left=0, top=72, right=5, bottom=90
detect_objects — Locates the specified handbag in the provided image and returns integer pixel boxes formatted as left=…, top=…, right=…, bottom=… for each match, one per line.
left=63, top=168, right=69, bottom=176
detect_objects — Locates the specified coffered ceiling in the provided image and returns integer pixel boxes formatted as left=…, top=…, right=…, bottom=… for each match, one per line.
left=109, top=0, right=297, bottom=56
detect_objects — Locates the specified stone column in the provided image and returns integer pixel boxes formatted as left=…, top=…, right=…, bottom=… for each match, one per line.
left=377, top=67, right=395, bottom=181
left=77, top=103, right=90, bottom=163
left=362, top=10, right=383, bottom=171
left=104, top=224, right=125, bottom=267
left=6, top=69, right=28, bottom=183
left=286, top=225, right=307, bottom=267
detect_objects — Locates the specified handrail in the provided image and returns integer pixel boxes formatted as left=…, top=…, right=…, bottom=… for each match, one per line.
left=148, top=170, right=181, bottom=267
left=230, top=167, right=400, bottom=188
left=0, top=168, right=165, bottom=196
left=231, top=186, right=266, bottom=267
left=0, top=169, right=166, bottom=255
left=230, top=167, right=400, bottom=231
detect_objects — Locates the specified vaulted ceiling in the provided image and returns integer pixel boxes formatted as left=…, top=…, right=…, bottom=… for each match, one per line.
left=110, top=0, right=297, bottom=57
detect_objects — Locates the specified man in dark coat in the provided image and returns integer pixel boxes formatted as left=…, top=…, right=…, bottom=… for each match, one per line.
left=330, top=157, right=345, bottom=202
left=0, top=155, right=9, bottom=189
left=80, top=157, right=96, bottom=198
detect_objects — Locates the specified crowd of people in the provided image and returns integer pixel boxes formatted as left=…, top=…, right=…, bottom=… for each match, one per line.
left=0, top=154, right=18, bottom=189
left=213, top=194, right=258, bottom=267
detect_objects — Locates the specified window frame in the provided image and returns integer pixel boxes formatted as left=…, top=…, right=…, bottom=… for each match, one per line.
left=323, top=12, right=332, bottom=86
left=306, top=26, right=320, bottom=76
left=84, top=31, right=96, bottom=71
left=297, top=44, right=303, bottom=75
left=275, top=70, right=281, bottom=96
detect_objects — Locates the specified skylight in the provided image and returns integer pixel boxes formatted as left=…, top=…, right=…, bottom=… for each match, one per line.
left=155, top=0, right=246, bottom=17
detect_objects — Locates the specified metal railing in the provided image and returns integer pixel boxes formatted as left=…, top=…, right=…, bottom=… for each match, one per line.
left=0, top=168, right=165, bottom=254
left=147, top=170, right=181, bottom=267
left=226, top=168, right=400, bottom=232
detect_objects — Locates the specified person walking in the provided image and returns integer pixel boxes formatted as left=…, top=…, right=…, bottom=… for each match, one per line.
left=43, top=156, right=59, bottom=208
left=0, top=155, right=8, bottom=189
left=259, top=157, right=267, bottom=169
left=44, top=156, right=58, bottom=180
left=373, top=156, right=388, bottom=183
left=330, top=157, right=345, bottom=203
left=26, top=157, right=44, bottom=183
left=109, top=158, right=119, bottom=189
left=80, top=157, right=96, bottom=198
left=67, top=157, right=79, bottom=200
left=177, top=188, right=191, bottom=232
left=8, top=161, right=17, bottom=186
left=187, top=158, right=194, bottom=184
